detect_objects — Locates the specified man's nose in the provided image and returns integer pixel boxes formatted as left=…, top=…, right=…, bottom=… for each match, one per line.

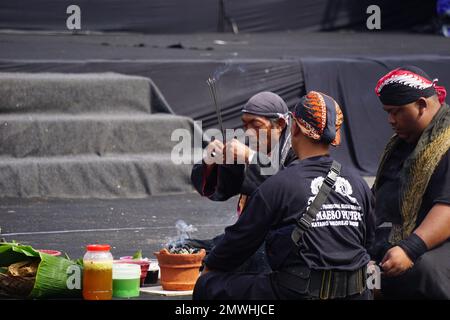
left=388, top=113, right=396, bottom=126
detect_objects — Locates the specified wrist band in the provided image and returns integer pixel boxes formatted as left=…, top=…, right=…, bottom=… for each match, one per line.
left=398, top=233, right=428, bottom=262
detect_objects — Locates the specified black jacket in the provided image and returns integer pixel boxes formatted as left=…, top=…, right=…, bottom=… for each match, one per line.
left=204, top=155, right=376, bottom=272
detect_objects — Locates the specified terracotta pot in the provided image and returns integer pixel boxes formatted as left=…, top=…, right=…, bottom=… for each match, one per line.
left=154, top=249, right=206, bottom=291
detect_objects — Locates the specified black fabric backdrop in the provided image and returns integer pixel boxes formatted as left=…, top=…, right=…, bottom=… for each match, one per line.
left=0, top=0, right=437, bottom=33
left=302, top=56, right=450, bottom=175
left=1, top=32, right=449, bottom=175
left=4, top=57, right=450, bottom=176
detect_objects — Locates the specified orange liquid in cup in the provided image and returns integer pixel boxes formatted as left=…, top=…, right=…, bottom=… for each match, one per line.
left=82, top=261, right=113, bottom=300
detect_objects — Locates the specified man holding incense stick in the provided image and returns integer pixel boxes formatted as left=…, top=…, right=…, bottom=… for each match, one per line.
left=191, top=91, right=296, bottom=213
left=189, top=92, right=297, bottom=272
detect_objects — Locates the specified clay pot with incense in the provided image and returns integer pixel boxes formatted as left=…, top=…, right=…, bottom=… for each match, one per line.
left=154, top=248, right=206, bottom=291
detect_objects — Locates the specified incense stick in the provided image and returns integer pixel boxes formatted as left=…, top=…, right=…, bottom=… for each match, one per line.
left=206, top=77, right=225, bottom=139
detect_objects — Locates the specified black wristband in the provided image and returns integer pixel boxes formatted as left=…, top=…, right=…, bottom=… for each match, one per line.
left=398, top=233, right=428, bottom=262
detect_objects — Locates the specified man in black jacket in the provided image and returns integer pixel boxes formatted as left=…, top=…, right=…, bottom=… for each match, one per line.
left=193, top=91, right=375, bottom=300
left=189, top=92, right=296, bottom=272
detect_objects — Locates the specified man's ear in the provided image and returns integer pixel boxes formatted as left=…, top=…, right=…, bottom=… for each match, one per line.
left=291, top=120, right=301, bottom=137
left=276, top=118, right=287, bottom=130
left=416, top=97, right=428, bottom=116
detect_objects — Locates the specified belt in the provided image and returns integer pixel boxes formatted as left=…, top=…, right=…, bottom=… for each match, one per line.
left=275, top=265, right=367, bottom=300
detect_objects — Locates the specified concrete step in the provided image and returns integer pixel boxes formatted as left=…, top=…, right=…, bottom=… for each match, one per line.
left=0, top=72, right=171, bottom=114
left=0, top=153, right=194, bottom=198
left=0, top=113, right=195, bottom=157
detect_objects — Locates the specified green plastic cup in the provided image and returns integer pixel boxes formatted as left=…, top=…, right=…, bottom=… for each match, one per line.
left=112, top=263, right=140, bottom=298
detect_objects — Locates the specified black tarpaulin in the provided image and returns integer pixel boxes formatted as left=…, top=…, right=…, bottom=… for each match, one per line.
left=225, top=0, right=436, bottom=33
left=0, top=0, right=437, bottom=34
left=302, top=56, right=450, bottom=175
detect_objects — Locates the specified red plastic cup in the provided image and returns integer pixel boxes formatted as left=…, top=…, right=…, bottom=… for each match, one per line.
left=37, top=249, right=62, bottom=256
left=114, top=259, right=149, bottom=286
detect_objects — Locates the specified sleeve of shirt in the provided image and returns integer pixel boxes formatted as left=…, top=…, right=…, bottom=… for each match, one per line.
left=203, top=187, right=278, bottom=271
left=190, top=161, right=245, bottom=201
left=240, top=163, right=271, bottom=195
left=190, top=162, right=216, bottom=196
left=426, top=152, right=450, bottom=206
left=239, top=152, right=281, bottom=195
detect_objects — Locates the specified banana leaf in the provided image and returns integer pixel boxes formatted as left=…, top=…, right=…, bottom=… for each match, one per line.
left=0, top=242, right=39, bottom=267
left=0, top=242, right=82, bottom=299
left=132, top=249, right=142, bottom=260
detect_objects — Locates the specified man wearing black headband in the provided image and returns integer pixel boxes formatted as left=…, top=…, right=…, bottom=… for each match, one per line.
left=372, top=66, right=450, bottom=299
left=189, top=92, right=297, bottom=272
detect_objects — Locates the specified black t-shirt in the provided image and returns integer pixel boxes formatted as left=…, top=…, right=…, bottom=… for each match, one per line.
left=375, top=142, right=415, bottom=226
left=204, top=155, right=375, bottom=272
left=418, top=151, right=450, bottom=221
left=375, top=142, right=450, bottom=228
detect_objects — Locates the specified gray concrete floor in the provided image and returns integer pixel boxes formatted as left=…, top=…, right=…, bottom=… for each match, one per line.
left=0, top=192, right=238, bottom=260
left=0, top=177, right=375, bottom=260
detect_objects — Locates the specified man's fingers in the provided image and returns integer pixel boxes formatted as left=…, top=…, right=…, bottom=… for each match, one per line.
left=384, top=267, right=397, bottom=277
left=381, top=259, right=392, bottom=271
left=382, top=260, right=401, bottom=277
left=380, top=252, right=390, bottom=265
left=210, top=140, right=224, bottom=154
left=388, top=266, right=404, bottom=277
left=225, top=139, right=238, bottom=151
left=226, top=140, right=235, bottom=150
left=204, top=140, right=226, bottom=164
left=381, top=261, right=408, bottom=277
left=211, top=139, right=224, bottom=150
left=225, top=141, right=238, bottom=161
